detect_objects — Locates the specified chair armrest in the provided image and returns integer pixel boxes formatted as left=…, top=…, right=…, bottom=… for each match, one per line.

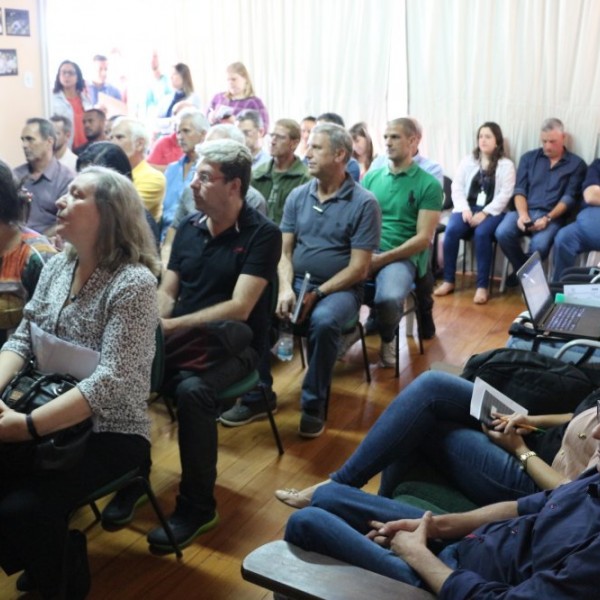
left=241, top=540, right=435, bottom=600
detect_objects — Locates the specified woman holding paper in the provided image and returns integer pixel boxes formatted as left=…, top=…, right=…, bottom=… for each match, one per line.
left=434, top=122, right=515, bottom=304
left=0, top=167, right=160, bottom=598
left=274, top=370, right=597, bottom=510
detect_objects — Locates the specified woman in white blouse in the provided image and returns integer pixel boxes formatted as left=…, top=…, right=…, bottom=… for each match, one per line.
left=435, top=122, right=515, bottom=304
left=0, top=167, right=160, bottom=598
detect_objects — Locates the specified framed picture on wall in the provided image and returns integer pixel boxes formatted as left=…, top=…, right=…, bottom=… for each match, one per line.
left=0, top=48, right=17, bottom=75
left=5, top=8, right=29, bottom=36
left=0, top=9, right=4, bottom=35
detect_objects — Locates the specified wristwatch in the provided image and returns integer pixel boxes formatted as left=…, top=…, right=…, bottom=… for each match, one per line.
left=544, top=215, right=552, bottom=223
left=518, top=450, right=537, bottom=471
left=314, top=288, right=326, bottom=301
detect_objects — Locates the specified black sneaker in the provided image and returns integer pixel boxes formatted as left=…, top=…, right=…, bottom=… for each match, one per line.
left=101, top=481, right=148, bottom=529
left=147, top=498, right=219, bottom=553
left=505, top=273, right=519, bottom=288
left=219, top=391, right=277, bottom=427
left=298, top=409, right=325, bottom=438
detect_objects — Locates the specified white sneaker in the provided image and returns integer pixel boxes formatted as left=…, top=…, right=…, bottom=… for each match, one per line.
left=378, top=339, right=396, bottom=368
left=337, top=328, right=361, bottom=360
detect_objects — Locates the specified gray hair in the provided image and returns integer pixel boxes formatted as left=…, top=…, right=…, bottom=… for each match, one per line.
left=178, top=108, right=209, bottom=134
left=197, top=139, right=252, bottom=198
left=205, top=123, right=245, bottom=144
left=113, top=117, right=150, bottom=151
left=50, top=114, right=73, bottom=135
left=25, top=118, right=56, bottom=142
left=541, top=118, right=564, bottom=133
left=311, top=123, right=353, bottom=164
left=236, top=109, right=264, bottom=130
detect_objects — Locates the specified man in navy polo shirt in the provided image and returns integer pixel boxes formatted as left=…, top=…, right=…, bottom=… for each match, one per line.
left=495, top=118, right=586, bottom=280
left=102, top=139, right=281, bottom=551
left=277, top=123, right=380, bottom=438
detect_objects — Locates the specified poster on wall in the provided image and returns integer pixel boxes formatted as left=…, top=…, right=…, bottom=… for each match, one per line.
left=5, top=8, right=29, bottom=36
left=0, top=48, right=17, bottom=75
left=0, top=9, right=4, bottom=35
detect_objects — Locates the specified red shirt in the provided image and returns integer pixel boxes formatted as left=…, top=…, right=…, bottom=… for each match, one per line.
left=147, top=132, right=183, bottom=166
left=67, top=96, right=86, bottom=148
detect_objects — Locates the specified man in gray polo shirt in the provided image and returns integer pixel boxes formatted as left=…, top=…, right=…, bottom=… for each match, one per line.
left=276, top=123, right=381, bottom=437
left=14, top=118, right=74, bottom=235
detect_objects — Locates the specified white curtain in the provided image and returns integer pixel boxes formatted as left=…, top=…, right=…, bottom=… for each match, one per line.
left=43, top=0, right=600, bottom=171
left=44, top=0, right=406, bottom=143
left=407, top=0, right=600, bottom=177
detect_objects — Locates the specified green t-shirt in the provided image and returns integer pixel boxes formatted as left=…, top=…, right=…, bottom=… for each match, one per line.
left=363, top=163, right=443, bottom=277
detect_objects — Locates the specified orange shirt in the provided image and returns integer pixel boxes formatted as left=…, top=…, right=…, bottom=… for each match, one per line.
left=67, top=96, right=86, bottom=148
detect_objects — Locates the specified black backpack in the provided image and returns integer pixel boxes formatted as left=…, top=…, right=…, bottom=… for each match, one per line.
left=460, top=348, right=598, bottom=415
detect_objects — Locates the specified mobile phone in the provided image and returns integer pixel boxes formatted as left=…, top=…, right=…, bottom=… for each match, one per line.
left=524, top=221, right=534, bottom=229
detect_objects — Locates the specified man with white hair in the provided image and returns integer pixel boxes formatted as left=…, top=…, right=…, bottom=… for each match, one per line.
left=103, top=139, right=281, bottom=551
left=495, top=117, right=587, bottom=280
left=110, top=117, right=166, bottom=223
left=159, top=109, right=209, bottom=239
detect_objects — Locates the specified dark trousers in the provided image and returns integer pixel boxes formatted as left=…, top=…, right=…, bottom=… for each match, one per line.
left=168, top=347, right=258, bottom=515
left=0, top=432, right=149, bottom=597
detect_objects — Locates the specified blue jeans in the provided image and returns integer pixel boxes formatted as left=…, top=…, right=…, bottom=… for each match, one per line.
left=552, top=207, right=600, bottom=281
left=296, top=276, right=361, bottom=413
left=371, top=260, right=416, bottom=342
left=443, top=210, right=505, bottom=288
left=495, top=209, right=563, bottom=273
left=285, top=482, right=460, bottom=587
left=331, top=371, right=540, bottom=505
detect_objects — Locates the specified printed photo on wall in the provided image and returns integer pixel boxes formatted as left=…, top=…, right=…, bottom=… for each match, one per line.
left=0, top=9, right=4, bottom=35
left=5, top=8, right=29, bottom=36
left=0, top=48, right=17, bottom=75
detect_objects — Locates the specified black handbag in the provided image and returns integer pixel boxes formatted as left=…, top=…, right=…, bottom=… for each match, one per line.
left=0, top=360, right=93, bottom=472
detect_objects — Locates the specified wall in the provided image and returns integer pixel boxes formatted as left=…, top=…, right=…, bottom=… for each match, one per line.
left=0, top=0, right=44, bottom=168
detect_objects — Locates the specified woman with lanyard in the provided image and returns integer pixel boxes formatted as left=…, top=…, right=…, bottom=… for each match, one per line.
left=435, top=122, right=515, bottom=304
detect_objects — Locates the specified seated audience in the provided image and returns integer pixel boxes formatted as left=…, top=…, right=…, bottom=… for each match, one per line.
left=160, top=109, right=209, bottom=239
left=251, top=118, right=311, bottom=224
left=110, top=117, right=166, bottom=223
left=75, top=142, right=160, bottom=246
left=275, top=370, right=595, bottom=509
left=208, top=61, right=269, bottom=131
left=50, top=114, right=78, bottom=171
left=552, top=158, right=600, bottom=280
left=236, top=109, right=270, bottom=167
left=270, top=123, right=380, bottom=437
left=297, top=116, right=316, bottom=160
left=434, top=122, right=515, bottom=304
left=157, top=63, right=202, bottom=118
left=74, top=108, right=107, bottom=155
left=316, top=113, right=361, bottom=181
left=105, top=140, right=281, bottom=552
left=0, top=160, right=56, bottom=345
left=0, top=166, right=160, bottom=598
left=50, top=60, right=91, bottom=149
left=361, top=118, right=442, bottom=367
left=495, top=118, right=587, bottom=281
left=13, top=118, right=74, bottom=236
left=349, top=122, right=376, bottom=180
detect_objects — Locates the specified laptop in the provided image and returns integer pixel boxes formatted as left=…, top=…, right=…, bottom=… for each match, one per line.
left=517, top=251, right=600, bottom=339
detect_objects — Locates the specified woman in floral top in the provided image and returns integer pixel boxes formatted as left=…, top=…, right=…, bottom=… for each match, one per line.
left=0, top=166, right=160, bottom=598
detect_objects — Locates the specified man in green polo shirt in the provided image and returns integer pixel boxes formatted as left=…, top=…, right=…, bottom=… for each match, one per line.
left=251, top=118, right=311, bottom=224
left=362, top=118, right=443, bottom=367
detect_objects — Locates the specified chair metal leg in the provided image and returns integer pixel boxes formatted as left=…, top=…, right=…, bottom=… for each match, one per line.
left=324, top=386, right=331, bottom=421
left=88, top=501, right=102, bottom=523
left=296, top=336, right=306, bottom=369
left=357, top=322, right=371, bottom=384
left=259, top=385, right=284, bottom=455
left=136, top=476, right=183, bottom=558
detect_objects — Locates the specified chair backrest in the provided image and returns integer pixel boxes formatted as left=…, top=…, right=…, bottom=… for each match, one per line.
left=442, top=176, right=453, bottom=210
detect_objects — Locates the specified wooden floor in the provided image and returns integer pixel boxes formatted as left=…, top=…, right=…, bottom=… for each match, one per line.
left=1, top=276, right=525, bottom=599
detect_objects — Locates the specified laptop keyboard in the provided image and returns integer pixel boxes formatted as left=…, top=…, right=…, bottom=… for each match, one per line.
left=546, top=305, right=585, bottom=331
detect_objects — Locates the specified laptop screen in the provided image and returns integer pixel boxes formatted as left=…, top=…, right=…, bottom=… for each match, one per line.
left=517, top=252, right=552, bottom=322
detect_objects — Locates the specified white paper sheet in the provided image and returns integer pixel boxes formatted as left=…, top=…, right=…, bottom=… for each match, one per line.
left=563, top=284, right=600, bottom=308
left=470, top=377, right=528, bottom=426
left=30, top=322, right=100, bottom=380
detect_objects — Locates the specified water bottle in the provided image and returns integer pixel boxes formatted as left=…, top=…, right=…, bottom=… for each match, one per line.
left=276, top=322, right=294, bottom=361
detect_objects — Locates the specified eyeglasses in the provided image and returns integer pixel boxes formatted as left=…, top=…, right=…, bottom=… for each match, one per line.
left=195, top=172, right=226, bottom=185
left=270, top=133, right=290, bottom=141
left=60, top=70, right=77, bottom=76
